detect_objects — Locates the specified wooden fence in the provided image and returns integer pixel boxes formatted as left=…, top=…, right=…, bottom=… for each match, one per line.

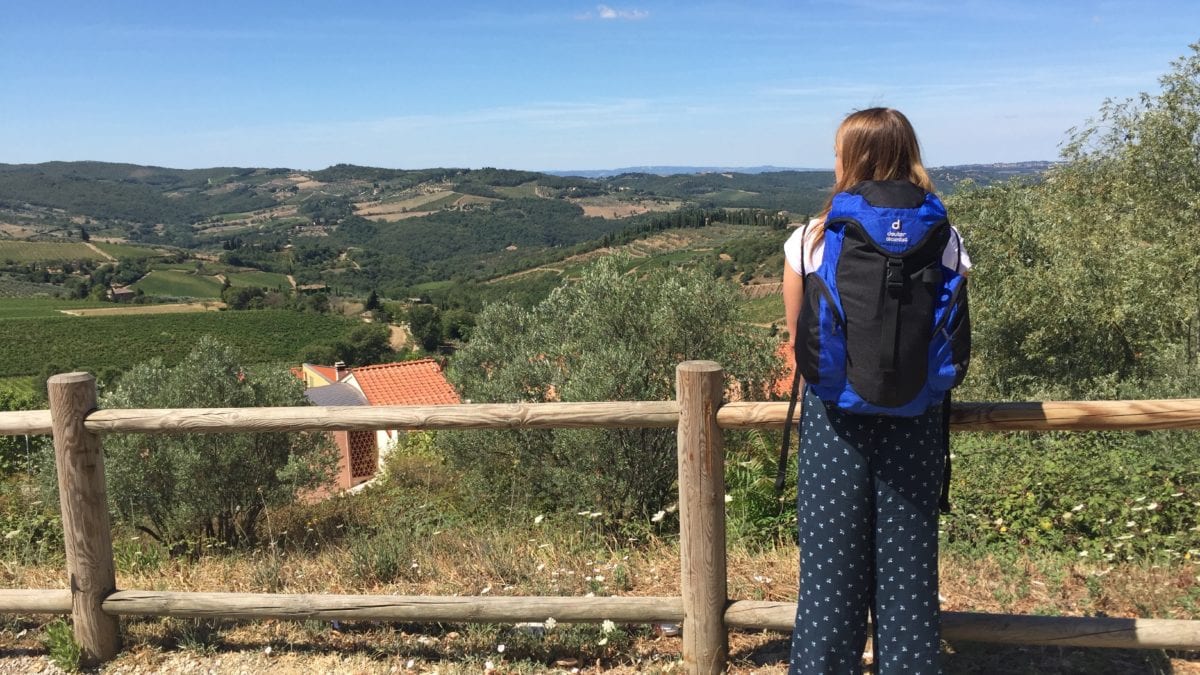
left=1, top=362, right=1199, bottom=673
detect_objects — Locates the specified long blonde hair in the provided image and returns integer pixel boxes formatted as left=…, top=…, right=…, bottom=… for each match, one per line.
left=810, top=108, right=935, bottom=243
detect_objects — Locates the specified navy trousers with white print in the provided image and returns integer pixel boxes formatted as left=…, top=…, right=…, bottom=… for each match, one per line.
left=788, top=386, right=945, bottom=675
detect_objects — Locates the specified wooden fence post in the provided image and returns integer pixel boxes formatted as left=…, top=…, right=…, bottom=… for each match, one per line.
left=676, top=361, right=728, bottom=674
left=49, top=372, right=120, bottom=665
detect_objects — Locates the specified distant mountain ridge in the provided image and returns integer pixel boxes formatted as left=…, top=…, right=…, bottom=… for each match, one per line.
left=548, top=161, right=1056, bottom=179
left=546, top=165, right=816, bottom=178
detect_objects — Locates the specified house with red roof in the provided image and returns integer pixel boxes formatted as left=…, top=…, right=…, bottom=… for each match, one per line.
left=297, top=359, right=460, bottom=492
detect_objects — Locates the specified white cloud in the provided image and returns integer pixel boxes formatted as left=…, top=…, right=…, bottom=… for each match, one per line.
left=579, top=4, right=648, bottom=20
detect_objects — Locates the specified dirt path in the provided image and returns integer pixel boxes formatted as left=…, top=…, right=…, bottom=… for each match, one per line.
left=83, top=242, right=116, bottom=262
left=286, top=274, right=297, bottom=289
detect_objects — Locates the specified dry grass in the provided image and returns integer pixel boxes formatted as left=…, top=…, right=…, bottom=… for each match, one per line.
left=2, top=527, right=1197, bottom=673
left=57, top=302, right=224, bottom=317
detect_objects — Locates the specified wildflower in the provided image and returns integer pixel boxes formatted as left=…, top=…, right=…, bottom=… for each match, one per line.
left=598, top=637, right=609, bottom=646
left=497, top=644, right=506, bottom=653
left=1078, top=551, right=1088, bottom=557
left=485, top=660, right=496, bottom=671
left=405, top=659, right=415, bottom=669
left=481, top=585, right=492, bottom=595
left=264, top=646, right=273, bottom=655
left=724, top=494, right=733, bottom=503
left=534, top=514, right=545, bottom=524
left=665, top=503, right=678, bottom=513
left=602, top=619, right=616, bottom=634
left=536, top=563, right=546, bottom=572
left=1072, top=503, right=1085, bottom=512
left=544, top=617, right=558, bottom=631
left=651, top=510, right=666, bottom=523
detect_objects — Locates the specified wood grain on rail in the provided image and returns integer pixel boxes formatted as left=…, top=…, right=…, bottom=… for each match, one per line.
left=717, top=399, right=1200, bottom=431
left=724, top=601, right=1200, bottom=650
left=103, top=591, right=683, bottom=623
left=0, top=409, right=52, bottom=436
left=83, top=401, right=680, bottom=434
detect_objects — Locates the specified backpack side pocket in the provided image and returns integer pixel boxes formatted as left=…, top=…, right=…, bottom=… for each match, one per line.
left=796, top=273, right=846, bottom=387
left=928, top=276, right=970, bottom=391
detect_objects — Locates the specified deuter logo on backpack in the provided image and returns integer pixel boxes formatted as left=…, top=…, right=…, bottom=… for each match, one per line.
left=795, top=180, right=970, bottom=417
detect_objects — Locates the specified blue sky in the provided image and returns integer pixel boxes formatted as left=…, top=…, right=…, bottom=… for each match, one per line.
left=1, top=1, right=1197, bottom=171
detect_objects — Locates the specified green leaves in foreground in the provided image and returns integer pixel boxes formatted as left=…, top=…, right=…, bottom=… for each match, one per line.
left=442, top=257, right=782, bottom=521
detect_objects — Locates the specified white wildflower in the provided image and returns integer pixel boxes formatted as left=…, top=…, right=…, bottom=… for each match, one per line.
left=602, top=619, right=616, bottom=634
left=497, top=644, right=506, bottom=653
left=544, top=617, right=558, bottom=631
left=651, top=510, right=666, bottom=522
left=534, top=514, right=545, bottom=524
left=1072, top=503, right=1085, bottom=512
left=598, top=637, right=609, bottom=646
left=665, top=503, right=678, bottom=513
left=724, top=494, right=733, bottom=503
left=264, top=646, right=272, bottom=655
left=1078, top=550, right=1088, bottom=557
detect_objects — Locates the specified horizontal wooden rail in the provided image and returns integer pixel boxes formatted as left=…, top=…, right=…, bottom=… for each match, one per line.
left=82, top=402, right=681, bottom=434
left=0, top=589, right=72, bottom=614
left=6, top=590, right=1197, bottom=652
left=8, top=399, right=1200, bottom=438
left=0, top=410, right=52, bottom=436
left=100, top=591, right=683, bottom=623
left=719, top=399, right=1200, bottom=431
left=724, top=601, right=1200, bottom=651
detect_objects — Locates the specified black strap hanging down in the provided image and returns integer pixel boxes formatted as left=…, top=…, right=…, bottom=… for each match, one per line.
left=775, top=363, right=804, bottom=493
left=939, top=392, right=952, bottom=513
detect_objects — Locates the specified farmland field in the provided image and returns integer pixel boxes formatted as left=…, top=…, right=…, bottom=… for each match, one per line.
left=135, top=269, right=224, bottom=298
left=59, top=302, right=223, bottom=317
left=92, top=241, right=168, bottom=259
left=0, top=241, right=105, bottom=263
left=0, top=297, right=109, bottom=319
left=0, top=310, right=361, bottom=376
left=228, top=270, right=289, bottom=289
left=739, top=294, right=784, bottom=325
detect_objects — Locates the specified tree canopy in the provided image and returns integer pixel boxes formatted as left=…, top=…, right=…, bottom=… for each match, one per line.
left=98, top=337, right=336, bottom=549
left=440, top=257, right=782, bottom=520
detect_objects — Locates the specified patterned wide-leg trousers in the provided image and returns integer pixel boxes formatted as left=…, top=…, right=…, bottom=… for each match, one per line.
left=788, top=387, right=945, bottom=675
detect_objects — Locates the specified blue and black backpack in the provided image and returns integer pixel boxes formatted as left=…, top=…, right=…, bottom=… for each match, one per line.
left=777, top=179, right=971, bottom=511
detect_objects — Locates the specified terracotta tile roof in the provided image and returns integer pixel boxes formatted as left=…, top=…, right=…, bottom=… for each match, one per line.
left=348, top=359, right=460, bottom=406
left=308, top=364, right=340, bottom=384
left=773, top=342, right=798, bottom=399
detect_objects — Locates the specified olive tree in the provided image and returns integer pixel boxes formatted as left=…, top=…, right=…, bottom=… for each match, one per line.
left=948, top=42, right=1200, bottom=399
left=99, top=337, right=336, bottom=549
left=441, top=257, right=781, bottom=521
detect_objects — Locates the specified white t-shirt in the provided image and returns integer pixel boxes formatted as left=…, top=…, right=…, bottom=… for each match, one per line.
left=784, top=218, right=972, bottom=276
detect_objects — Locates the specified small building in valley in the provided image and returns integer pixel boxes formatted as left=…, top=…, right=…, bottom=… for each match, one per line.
left=295, top=359, right=460, bottom=492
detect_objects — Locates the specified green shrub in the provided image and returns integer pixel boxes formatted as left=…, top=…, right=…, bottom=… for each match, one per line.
left=943, top=430, right=1198, bottom=561
left=42, top=619, right=81, bottom=672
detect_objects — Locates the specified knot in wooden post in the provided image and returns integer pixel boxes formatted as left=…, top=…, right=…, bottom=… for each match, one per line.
left=49, top=372, right=120, bottom=665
